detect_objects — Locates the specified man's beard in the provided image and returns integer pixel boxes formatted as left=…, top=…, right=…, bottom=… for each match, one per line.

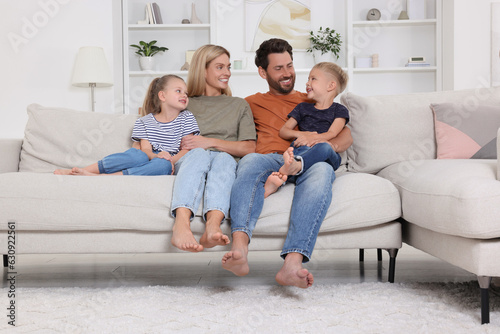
left=267, top=75, right=295, bottom=95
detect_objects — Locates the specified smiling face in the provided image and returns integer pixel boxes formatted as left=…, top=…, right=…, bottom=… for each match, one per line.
left=305, top=68, right=337, bottom=102
left=159, top=77, right=189, bottom=111
left=204, top=53, right=231, bottom=96
left=259, top=52, right=296, bottom=95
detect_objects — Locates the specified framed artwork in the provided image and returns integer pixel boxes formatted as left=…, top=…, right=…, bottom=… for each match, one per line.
left=492, top=3, right=500, bottom=87
left=245, top=0, right=311, bottom=51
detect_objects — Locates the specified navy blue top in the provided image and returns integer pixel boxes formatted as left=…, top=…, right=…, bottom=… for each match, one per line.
left=288, top=102, right=349, bottom=134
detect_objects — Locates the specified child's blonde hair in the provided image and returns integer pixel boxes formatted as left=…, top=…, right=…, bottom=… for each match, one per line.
left=141, top=74, right=184, bottom=116
left=313, top=62, right=349, bottom=95
left=187, top=44, right=232, bottom=97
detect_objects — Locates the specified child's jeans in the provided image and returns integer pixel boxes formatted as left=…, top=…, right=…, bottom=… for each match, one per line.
left=98, top=148, right=173, bottom=175
left=292, top=142, right=341, bottom=175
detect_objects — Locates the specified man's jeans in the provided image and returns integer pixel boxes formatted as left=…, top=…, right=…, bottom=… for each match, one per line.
left=230, top=153, right=336, bottom=262
left=171, top=148, right=237, bottom=221
left=293, top=142, right=341, bottom=173
left=98, top=148, right=172, bottom=175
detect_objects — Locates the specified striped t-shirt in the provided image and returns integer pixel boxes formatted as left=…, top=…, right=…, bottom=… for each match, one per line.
left=131, top=111, right=200, bottom=155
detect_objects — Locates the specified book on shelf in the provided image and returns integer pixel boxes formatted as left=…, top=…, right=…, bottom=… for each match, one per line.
left=138, top=3, right=163, bottom=24
left=405, top=62, right=431, bottom=67
left=151, top=3, right=163, bottom=24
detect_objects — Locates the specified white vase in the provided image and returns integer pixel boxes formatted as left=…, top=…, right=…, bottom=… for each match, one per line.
left=139, top=56, right=154, bottom=71
left=191, top=3, right=202, bottom=24
left=313, top=50, right=334, bottom=64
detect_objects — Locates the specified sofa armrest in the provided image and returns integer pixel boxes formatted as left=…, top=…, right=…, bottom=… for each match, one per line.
left=0, top=139, right=22, bottom=173
left=498, top=128, right=500, bottom=181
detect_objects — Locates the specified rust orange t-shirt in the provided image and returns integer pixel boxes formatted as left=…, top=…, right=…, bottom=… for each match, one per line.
left=245, top=91, right=312, bottom=154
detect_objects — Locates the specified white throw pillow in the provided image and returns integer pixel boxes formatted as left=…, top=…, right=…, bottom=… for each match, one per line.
left=19, top=104, right=139, bottom=173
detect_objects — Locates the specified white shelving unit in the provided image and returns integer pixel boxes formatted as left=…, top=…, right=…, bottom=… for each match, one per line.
left=345, top=0, right=442, bottom=96
left=122, top=0, right=215, bottom=114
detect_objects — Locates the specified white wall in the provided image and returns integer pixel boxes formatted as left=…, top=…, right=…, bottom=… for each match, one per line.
left=0, top=0, right=116, bottom=139
left=0, top=0, right=496, bottom=139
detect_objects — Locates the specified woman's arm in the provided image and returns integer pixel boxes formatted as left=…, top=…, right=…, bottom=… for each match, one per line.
left=181, top=135, right=255, bottom=158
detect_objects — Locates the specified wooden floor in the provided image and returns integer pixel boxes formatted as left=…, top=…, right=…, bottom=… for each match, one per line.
left=2, top=245, right=478, bottom=288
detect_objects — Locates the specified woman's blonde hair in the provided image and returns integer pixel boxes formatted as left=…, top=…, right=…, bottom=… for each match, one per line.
left=187, top=44, right=232, bottom=97
left=312, top=62, right=349, bottom=95
left=140, top=74, right=184, bottom=116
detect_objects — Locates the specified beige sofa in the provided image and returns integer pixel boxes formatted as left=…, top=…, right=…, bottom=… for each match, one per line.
left=0, top=104, right=402, bottom=280
left=341, top=86, right=500, bottom=324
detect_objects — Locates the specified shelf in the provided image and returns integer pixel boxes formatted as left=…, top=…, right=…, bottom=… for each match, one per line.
left=352, top=19, right=437, bottom=27
left=352, top=66, right=437, bottom=73
left=129, top=68, right=332, bottom=77
left=128, top=23, right=211, bottom=30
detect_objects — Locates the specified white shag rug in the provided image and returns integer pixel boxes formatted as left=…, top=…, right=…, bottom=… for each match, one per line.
left=2, top=282, right=499, bottom=333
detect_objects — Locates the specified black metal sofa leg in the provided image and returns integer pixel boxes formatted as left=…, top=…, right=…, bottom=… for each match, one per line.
left=478, top=276, right=492, bottom=324
left=387, top=249, right=399, bottom=283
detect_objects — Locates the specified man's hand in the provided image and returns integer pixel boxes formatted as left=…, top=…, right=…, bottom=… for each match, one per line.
left=157, top=151, right=172, bottom=160
left=293, top=132, right=321, bottom=147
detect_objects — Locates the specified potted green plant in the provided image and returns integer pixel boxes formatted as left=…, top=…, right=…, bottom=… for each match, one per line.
left=130, top=40, right=168, bottom=71
left=306, top=27, right=342, bottom=63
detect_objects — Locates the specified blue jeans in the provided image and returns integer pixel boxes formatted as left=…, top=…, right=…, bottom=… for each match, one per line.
left=230, top=153, right=335, bottom=262
left=171, top=148, right=237, bottom=221
left=98, top=148, right=173, bottom=175
left=293, top=142, right=341, bottom=174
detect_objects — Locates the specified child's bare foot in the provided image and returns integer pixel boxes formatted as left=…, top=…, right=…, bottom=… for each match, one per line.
left=264, top=172, right=287, bottom=198
left=275, top=253, right=314, bottom=288
left=54, top=168, right=73, bottom=175
left=171, top=223, right=204, bottom=252
left=279, top=147, right=302, bottom=176
left=70, top=167, right=98, bottom=176
left=222, top=249, right=249, bottom=276
left=200, top=223, right=230, bottom=248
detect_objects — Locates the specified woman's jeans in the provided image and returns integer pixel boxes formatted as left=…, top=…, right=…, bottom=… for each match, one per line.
left=293, top=142, right=341, bottom=173
left=171, top=148, right=237, bottom=221
left=230, top=153, right=336, bottom=262
left=98, top=148, right=173, bottom=175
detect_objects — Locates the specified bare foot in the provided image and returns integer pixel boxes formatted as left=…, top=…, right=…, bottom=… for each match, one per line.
left=264, top=172, right=287, bottom=198
left=222, top=249, right=249, bottom=276
left=54, top=168, right=73, bottom=175
left=171, top=223, right=204, bottom=252
left=199, top=224, right=230, bottom=249
left=275, top=254, right=314, bottom=288
left=70, top=167, right=98, bottom=176
left=279, top=147, right=302, bottom=176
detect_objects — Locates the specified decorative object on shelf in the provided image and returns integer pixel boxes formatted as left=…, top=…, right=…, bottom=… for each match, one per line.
left=398, top=10, right=409, bottom=20
left=180, top=50, right=195, bottom=71
left=306, top=26, right=342, bottom=63
left=71, top=46, right=113, bottom=112
left=407, top=0, right=426, bottom=20
left=233, top=59, right=245, bottom=70
left=355, top=57, right=372, bottom=68
left=130, top=40, right=168, bottom=71
left=138, top=2, right=163, bottom=24
left=190, top=3, right=202, bottom=24
left=181, top=19, right=190, bottom=24
left=366, top=8, right=381, bottom=21
left=405, top=56, right=430, bottom=67
left=371, top=54, right=379, bottom=68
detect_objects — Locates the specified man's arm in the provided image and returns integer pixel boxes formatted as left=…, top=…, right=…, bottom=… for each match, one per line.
left=329, top=126, right=352, bottom=153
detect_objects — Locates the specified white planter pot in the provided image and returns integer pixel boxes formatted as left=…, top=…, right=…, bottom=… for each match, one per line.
left=313, top=51, right=334, bottom=64
left=139, top=57, right=154, bottom=71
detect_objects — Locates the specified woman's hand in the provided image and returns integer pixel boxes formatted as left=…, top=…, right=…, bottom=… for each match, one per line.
left=157, top=151, right=172, bottom=160
left=180, top=134, right=212, bottom=150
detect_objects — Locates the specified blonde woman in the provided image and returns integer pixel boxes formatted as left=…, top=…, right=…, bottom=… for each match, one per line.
left=170, top=44, right=257, bottom=252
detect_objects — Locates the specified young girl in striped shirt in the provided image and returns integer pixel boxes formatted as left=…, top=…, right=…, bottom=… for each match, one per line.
left=54, top=75, right=199, bottom=176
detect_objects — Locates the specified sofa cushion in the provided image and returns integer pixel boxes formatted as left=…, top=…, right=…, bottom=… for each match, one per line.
left=340, top=87, right=500, bottom=174
left=0, top=171, right=401, bottom=235
left=432, top=102, right=500, bottom=159
left=378, top=159, right=500, bottom=239
left=19, top=104, right=139, bottom=173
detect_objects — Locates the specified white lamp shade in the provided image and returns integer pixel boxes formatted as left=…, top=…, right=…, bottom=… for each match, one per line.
left=72, top=46, right=113, bottom=87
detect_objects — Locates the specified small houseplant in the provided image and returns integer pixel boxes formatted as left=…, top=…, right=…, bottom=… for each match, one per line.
left=306, top=27, right=342, bottom=62
left=130, top=40, right=168, bottom=71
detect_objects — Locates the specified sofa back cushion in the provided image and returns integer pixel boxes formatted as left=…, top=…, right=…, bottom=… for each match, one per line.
left=19, top=104, right=139, bottom=173
left=340, top=87, right=500, bottom=174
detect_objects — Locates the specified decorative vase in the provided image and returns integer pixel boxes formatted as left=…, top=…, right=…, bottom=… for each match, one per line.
left=139, top=56, right=154, bottom=71
left=190, top=3, right=202, bottom=24
left=313, top=50, right=333, bottom=64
